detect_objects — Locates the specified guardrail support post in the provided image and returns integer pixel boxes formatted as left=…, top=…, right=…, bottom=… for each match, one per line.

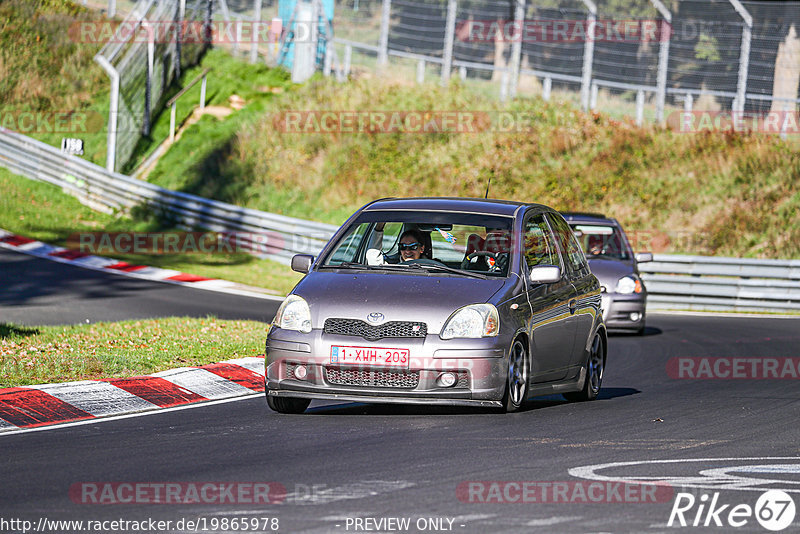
left=417, top=59, right=425, bottom=83
left=378, top=0, right=391, bottom=65
left=580, top=0, right=597, bottom=111
left=441, top=0, right=457, bottom=85
left=543, top=76, right=552, bottom=101
left=684, top=93, right=693, bottom=112
left=500, top=71, right=510, bottom=102
left=729, top=0, right=752, bottom=113
left=108, top=0, right=116, bottom=18
left=343, top=44, right=352, bottom=78
left=590, top=82, right=598, bottom=111
left=200, top=74, right=207, bottom=110
left=170, top=102, right=177, bottom=143
left=636, top=89, right=645, bottom=125
left=94, top=55, right=119, bottom=173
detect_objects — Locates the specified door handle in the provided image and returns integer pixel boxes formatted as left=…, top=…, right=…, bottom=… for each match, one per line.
left=569, top=299, right=577, bottom=314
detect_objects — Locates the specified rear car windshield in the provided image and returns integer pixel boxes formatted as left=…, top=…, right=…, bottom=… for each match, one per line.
left=570, top=224, right=631, bottom=261
left=321, top=211, right=515, bottom=277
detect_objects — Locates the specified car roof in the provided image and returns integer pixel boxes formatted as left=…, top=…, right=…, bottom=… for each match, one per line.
left=561, top=212, right=620, bottom=226
left=363, top=197, right=550, bottom=217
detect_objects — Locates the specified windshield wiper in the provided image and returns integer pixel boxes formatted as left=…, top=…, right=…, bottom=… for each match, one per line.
left=405, top=263, right=489, bottom=279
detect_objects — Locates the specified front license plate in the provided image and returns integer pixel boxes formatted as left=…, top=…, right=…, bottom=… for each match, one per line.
left=330, top=345, right=410, bottom=368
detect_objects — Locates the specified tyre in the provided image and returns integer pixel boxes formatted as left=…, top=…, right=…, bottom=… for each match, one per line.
left=266, top=394, right=311, bottom=414
left=564, top=332, right=604, bottom=402
left=501, top=338, right=529, bottom=413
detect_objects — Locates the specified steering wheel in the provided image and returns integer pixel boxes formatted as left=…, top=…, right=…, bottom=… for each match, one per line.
left=460, top=251, right=497, bottom=270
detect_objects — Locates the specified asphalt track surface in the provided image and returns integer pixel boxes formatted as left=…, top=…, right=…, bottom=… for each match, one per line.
left=2, top=249, right=800, bottom=533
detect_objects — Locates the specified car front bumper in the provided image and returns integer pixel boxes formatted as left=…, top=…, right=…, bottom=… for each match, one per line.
left=601, top=292, right=646, bottom=331
left=265, top=329, right=510, bottom=405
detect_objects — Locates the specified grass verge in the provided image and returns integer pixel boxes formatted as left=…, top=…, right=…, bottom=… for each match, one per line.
left=0, top=317, right=268, bottom=387
left=0, top=167, right=304, bottom=295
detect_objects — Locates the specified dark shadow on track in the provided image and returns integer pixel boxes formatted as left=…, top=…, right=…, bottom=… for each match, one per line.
left=609, top=326, right=662, bottom=337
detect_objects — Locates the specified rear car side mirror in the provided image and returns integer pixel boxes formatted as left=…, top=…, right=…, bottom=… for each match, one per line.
left=529, top=265, right=561, bottom=284
left=291, top=254, right=314, bottom=274
left=635, top=252, right=653, bottom=263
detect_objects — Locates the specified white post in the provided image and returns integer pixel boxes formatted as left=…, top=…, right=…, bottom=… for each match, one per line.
left=636, top=89, right=645, bottom=125
left=170, top=102, right=177, bottom=143
left=508, top=0, right=525, bottom=99
left=500, top=71, right=510, bottom=102
left=416, top=59, right=425, bottom=84
left=590, top=82, right=598, bottom=110
left=729, top=0, right=752, bottom=113
left=344, top=44, right=352, bottom=78
left=378, top=0, right=391, bottom=65
left=324, top=46, right=332, bottom=76
left=108, top=0, right=116, bottom=18
left=94, top=55, right=119, bottom=172
left=441, top=0, right=457, bottom=84
left=649, top=0, right=672, bottom=123
left=543, top=76, right=552, bottom=101
left=684, top=93, right=694, bottom=112
left=251, top=0, right=263, bottom=63
left=459, top=66, right=467, bottom=80
left=200, top=74, right=207, bottom=110
left=580, top=0, right=597, bottom=111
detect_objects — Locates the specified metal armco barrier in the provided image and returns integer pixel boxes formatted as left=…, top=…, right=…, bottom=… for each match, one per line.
left=2, top=128, right=798, bottom=311
left=0, top=129, right=337, bottom=264
left=641, top=255, right=800, bottom=312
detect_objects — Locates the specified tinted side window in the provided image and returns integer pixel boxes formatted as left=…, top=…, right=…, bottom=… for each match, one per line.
left=523, top=215, right=560, bottom=268
left=547, top=213, right=589, bottom=275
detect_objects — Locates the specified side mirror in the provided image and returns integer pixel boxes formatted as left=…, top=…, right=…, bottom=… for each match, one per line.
left=635, top=252, right=653, bottom=263
left=529, top=265, right=561, bottom=284
left=291, top=254, right=314, bottom=274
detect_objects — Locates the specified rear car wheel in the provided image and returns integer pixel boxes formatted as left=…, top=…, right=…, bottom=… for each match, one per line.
left=564, top=332, right=604, bottom=402
left=502, top=339, right=529, bottom=413
left=267, top=394, right=311, bottom=414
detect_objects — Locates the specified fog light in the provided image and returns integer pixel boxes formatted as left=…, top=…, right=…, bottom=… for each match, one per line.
left=294, top=365, right=308, bottom=380
left=437, top=372, right=457, bottom=388
left=629, top=312, right=641, bottom=322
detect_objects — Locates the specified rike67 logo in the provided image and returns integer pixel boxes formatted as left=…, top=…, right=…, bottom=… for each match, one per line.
left=668, top=490, right=796, bottom=531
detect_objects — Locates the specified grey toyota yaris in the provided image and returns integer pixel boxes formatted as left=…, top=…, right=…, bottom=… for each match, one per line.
left=265, top=198, right=607, bottom=414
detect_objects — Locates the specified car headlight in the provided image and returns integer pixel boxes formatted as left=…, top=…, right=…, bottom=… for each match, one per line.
left=616, top=275, right=643, bottom=294
left=440, top=304, right=499, bottom=339
left=273, top=295, right=312, bottom=333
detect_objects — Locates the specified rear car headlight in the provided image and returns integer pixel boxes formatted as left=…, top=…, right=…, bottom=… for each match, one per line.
left=616, top=275, right=643, bottom=294
left=273, top=295, right=312, bottom=333
left=440, top=304, right=499, bottom=339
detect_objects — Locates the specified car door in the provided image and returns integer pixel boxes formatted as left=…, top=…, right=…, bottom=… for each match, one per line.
left=521, top=212, right=577, bottom=383
left=546, top=213, right=597, bottom=372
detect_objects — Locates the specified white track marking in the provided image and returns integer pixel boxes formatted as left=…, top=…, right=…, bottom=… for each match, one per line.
left=30, top=380, right=158, bottom=416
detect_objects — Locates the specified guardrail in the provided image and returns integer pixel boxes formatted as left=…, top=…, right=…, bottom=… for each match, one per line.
left=0, top=129, right=337, bottom=264
left=641, top=255, right=800, bottom=312
left=1, top=127, right=798, bottom=312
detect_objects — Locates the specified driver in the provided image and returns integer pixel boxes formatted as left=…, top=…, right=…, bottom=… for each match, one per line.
left=398, top=229, right=426, bottom=262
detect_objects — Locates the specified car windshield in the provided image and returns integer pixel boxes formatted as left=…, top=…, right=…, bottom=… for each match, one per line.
left=570, top=224, right=631, bottom=261
left=321, top=211, right=515, bottom=277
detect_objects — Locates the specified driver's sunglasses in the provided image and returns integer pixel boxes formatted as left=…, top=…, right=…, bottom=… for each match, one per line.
left=399, top=242, right=421, bottom=251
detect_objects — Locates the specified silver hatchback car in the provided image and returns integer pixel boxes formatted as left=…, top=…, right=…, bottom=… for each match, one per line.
left=265, top=198, right=607, bottom=414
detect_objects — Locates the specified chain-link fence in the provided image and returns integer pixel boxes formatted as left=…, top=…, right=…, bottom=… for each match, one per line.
left=332, top=0, right=800, bottom=125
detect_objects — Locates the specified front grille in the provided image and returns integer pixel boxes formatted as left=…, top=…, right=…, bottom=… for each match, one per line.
left=325, top=367, right=420, bottom=389
left=324, top=318, right=427, bottom=341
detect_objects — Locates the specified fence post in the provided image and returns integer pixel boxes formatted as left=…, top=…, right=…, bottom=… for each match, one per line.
left=175, top=0, right=186, bottom=79
left=459, top=66, right=467, bottom=80
left=378, top=0, right=391, bottom=65
left=344, top=44, right=352, bottom=78
left=441, top=0, right=457, bottom=84
left=95, top=55, right=119, bottom=173
left=200, top=73, right=207, bottom=110
left=729, top=0, right=752, bottom=113
left=170, top=102, right=177, bottom=143
left=590, top=82, right=598, bottom=110
left=636, top=89, right=645, bottom=125
left=108, top=0, right=116, bottom=18
left=143, top=23, right=155, bottom=136
left=251, top=0, right=263, bottom=64
left=684, top=93, right=693, bottom=112
left=580, top=0, right=597, bottom=111
left=508, top=0, right=525, bottom=99
left=649, top=0, right=671, bottom=123
left=500, top=71, right=510, bottom=102
left=417, top=59, right=425, bottom=83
